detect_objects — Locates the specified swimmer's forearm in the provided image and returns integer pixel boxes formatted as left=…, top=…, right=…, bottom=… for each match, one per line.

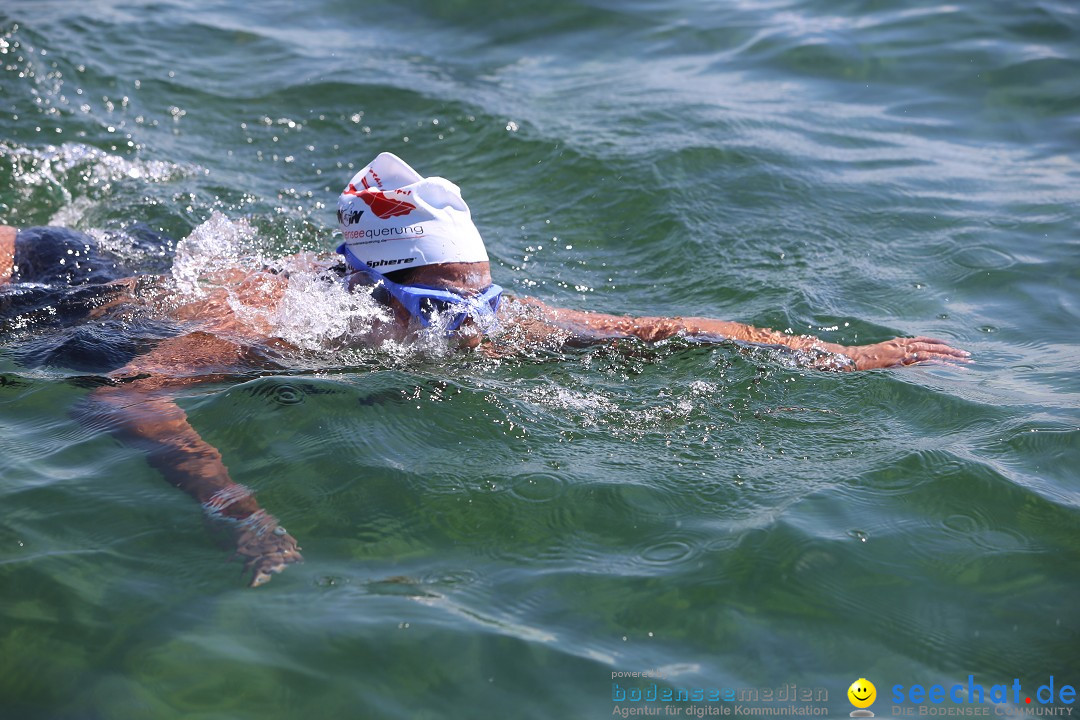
left=516, top=299, right=846, bottom=355
left=88, top=384, right=262, bottom=520
left=603, top=313, right=851, bottom=365
left=678, top=317, right=847, bottom=355
left=671, top=318, right=971, bottom=368
left=85, top=381, right=302, bottom=585
left=89, top=332, right=259, bottom=510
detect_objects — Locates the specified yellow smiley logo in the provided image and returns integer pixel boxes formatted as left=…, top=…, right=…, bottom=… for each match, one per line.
left=848, top=678, right=877, bottom=709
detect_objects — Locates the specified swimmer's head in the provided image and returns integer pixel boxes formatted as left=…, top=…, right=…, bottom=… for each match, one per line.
left=335, top=152, right=488, bottom=273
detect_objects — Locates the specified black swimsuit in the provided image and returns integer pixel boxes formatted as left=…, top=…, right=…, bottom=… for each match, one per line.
left=10, top=226, right=127, bottom=286
left=1, top=226, right=170, bottom=372
left=1, top=226, right=132, bottom=330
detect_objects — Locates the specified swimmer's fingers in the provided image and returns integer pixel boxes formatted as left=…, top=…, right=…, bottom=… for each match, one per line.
left=900, top=338, right=972, bottom=366
left=901, top=355, right=971, bottom=369
left=906, top=337, right=972, bottom=359
left=246, top=540, right=304, bottom=588
left=233, top=518, right=304, bottom=587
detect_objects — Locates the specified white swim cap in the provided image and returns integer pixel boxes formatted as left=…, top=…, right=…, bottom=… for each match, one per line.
left=336, top=152, right=488, bottom=272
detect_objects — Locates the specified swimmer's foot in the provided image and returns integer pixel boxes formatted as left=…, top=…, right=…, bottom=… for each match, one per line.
left=232, top=511, right=304, bottom=587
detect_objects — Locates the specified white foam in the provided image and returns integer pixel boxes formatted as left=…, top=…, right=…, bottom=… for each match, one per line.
left=170, top=211, right=262, bottom=296
left=230, top=263, right=391, bottom=353
left=2, top=141, right=190, bottom=198
left=169, top=213, right=413, bottom=355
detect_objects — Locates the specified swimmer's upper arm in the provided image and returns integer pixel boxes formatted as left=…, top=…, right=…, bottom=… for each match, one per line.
left=108, top=331, right=253, bottom=382
left=0, top=225, right=16, bottom=284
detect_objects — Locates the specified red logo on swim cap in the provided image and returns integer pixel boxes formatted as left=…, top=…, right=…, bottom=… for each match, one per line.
left=343, top=176, right=416, bottom=219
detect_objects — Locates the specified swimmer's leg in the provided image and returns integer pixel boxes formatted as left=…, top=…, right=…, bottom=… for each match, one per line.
left=0, top=226, right=15, bottom=286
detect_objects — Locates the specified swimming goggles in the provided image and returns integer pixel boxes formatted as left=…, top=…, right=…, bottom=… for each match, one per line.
left=336, top=244, right=503, bottom=333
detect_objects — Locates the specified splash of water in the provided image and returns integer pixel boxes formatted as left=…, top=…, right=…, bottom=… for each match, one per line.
left=169, top=213, right=405, bottom=354
left=170, top=211, right=262, bottom=296
left=1, top=141, right=191, bottom=205
left=230, top=264, right=390, bottom=353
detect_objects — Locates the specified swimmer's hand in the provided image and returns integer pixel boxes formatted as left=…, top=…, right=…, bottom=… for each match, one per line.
left=840, top=336, right=971, bottom=370
left=233, top=511, right=304, bottom=587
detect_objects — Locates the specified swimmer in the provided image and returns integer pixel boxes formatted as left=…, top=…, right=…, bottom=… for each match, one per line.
left=0, top=152, right=969, bottom=585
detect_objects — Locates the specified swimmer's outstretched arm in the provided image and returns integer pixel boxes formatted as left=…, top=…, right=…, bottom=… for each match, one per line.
left=510, top=297, right=970, bottom=370
left=81, top=333, right=302, bottom=586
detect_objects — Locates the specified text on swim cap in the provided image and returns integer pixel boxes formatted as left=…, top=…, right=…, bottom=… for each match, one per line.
left=342, top=224, right=425, bottom=240
left=365, top=257, right=416, bottom=268
left=338, top=208, right=365, bottom=225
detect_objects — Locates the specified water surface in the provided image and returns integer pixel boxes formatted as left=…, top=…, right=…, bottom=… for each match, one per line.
left=1, top=1, right=1078, bottom=718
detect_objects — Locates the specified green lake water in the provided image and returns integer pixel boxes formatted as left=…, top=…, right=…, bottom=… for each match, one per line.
left=1, top=1, right=1078, bottom=718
